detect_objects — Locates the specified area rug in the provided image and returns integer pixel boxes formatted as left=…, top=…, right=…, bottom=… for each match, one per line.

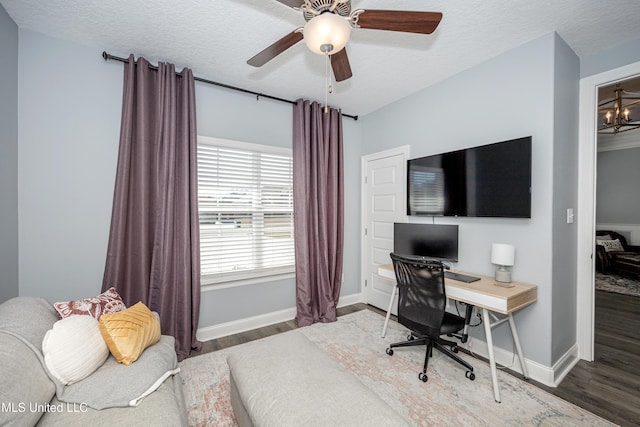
left=595, top=272, right=640, bottom=297
left=179, top=310, right=613, bottom=426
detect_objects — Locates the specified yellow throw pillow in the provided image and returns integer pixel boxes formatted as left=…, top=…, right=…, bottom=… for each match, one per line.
left=99, top=301, right=161, bottom=365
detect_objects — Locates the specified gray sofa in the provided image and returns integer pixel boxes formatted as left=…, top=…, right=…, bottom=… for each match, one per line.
left=0, top=297, right=188, bottom=426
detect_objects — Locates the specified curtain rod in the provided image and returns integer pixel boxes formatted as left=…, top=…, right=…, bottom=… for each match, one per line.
left=102, top=51, right=358, bottom=121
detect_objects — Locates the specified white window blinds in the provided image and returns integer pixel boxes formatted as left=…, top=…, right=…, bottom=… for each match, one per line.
left=408, top=166, right=445, bottom=215
left=197, top=137, right=295, bottom=285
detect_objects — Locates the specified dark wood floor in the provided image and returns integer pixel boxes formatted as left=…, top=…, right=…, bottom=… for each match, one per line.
left=532, top=290, right=640, bottom=427
left=188, top=303, right=368, bottom=357
left=189, top=292, right=640, bottom=426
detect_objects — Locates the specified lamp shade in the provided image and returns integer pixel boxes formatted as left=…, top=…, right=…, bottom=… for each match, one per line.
left=303, top=13, right=352, bottom=55
left=491, top=243, right=515, bottom=266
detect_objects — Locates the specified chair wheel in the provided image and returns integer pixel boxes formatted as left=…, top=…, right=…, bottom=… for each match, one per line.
left=407, top=334, right=415, bottom=341
left=451, top=346, right=459, bottom=353
left=418, top=373, right=428, bottom=382
left=466, top=371, right=475, bottom=381
left=386, top=348, right=394, bottom=356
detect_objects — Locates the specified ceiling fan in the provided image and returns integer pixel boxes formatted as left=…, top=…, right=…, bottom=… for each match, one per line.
left=247, top=0, right=443, bottom=82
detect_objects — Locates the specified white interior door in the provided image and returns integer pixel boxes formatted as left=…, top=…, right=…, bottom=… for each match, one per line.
left=361, top=146, right=409, bottom=312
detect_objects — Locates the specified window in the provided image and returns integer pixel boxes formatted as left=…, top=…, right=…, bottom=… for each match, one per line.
left=197, top=136, right=295, bottom=285
left=408, top=165, right=445, bottom=215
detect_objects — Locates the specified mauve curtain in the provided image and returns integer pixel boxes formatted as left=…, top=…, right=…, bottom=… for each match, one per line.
left=102, top=55, right=201, bottom=360
left=293, top=99, right=344, bottom=327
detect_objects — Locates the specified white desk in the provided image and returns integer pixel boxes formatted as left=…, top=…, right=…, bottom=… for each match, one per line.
left=377, top=264, right=537, bottom=403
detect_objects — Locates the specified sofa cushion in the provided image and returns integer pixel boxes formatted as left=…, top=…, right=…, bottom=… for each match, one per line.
left=53, top=287, right=126, bottom=319
left=42, top=315, right=109, bottom=385
left=0, top=296, right=59, bottom=349
left=0, top=334, right=56, bottom=427
left=99, top=302, right=161, bottom=365
left=37, top=372, right=187, bottom=426
left=227, top=332, right=409, bottom=426
left=54, top=335, right=179, bottom=410
left=0, top=297, right=59, bottom=426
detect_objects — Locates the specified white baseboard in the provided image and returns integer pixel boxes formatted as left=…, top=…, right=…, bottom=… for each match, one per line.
left=459, top=337, right=579, bottom=387
left=337, top=292, right=364, bottom=307
left=196, top=292, right=364, bottom=342
left=549, top=344, right=580, bottom=387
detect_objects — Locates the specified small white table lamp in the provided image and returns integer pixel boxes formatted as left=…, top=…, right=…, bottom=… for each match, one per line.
left=491, top=243, right=515, bottom=283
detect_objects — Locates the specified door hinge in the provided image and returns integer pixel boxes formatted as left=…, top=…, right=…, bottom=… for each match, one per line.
left=364, top=227, right=368, bottom=235
left=365, top=279, right=368, bottom=287
left=364, top=176, right=368, bottom=184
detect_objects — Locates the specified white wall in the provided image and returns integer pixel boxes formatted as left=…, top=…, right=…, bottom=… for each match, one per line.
left=361, top=33, right=562, bottom=366
left=18, top=30, right=122, bottom=302
left=596, top=147, right=640, bottom=224
left=581, top=36, right=640, bottom=79
left=0, top=4, right=19, bottom=303
left=550, top=34, right=580, bottom=363
left=16, top=29, right=363, bottom=331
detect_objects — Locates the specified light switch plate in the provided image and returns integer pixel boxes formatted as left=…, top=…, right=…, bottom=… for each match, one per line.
left=567, top=208, right=574, bottom=224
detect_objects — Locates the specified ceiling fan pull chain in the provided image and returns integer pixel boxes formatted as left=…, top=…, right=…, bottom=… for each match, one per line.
left=324, top=50, right=330, bottom=113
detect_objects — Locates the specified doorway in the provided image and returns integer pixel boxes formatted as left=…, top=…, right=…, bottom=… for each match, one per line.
left=594, top=75, right=640, bottom=298
left=577, top=61, right=640, bottom=361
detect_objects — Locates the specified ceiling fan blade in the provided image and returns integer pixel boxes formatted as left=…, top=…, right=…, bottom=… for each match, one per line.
left=355, top=10, right=443, bottom=34
left=247, top=30, right=304, bottom=67
left=331, top=48, right=352, bottom=82
left=274, top=0, right=305, bottom=8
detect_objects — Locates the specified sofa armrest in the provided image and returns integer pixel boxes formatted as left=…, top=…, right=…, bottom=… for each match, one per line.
left=595, top=245, right=610, bottom=273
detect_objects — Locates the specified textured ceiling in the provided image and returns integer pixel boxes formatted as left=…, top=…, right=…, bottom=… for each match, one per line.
left=3, top=0, right=640, bottom=116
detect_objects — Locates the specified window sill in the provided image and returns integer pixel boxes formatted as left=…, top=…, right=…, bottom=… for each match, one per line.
left=200, top=272, right=295, bottom=292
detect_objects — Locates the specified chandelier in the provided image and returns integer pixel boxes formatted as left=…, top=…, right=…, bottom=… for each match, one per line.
left=598, top=84, right=640, bottom=134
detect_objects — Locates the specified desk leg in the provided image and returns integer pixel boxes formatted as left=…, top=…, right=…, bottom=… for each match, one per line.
left=508, top=313, right=529, bottom=379
left=381, top=285, right=397, bottom=338
left=482, top=308, right=501, bottom=403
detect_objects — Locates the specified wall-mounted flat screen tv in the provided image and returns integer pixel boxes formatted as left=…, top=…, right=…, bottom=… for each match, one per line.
left=393, top=223, right=459, bottom=262
left=407, top=136, right=532, bottom=218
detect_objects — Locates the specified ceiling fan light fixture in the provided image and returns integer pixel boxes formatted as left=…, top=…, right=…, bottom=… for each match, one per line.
left=303, top=12, right=352, bottom=55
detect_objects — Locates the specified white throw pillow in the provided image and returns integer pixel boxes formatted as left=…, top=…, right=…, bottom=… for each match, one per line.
left=42, top=315, right=109, bottom=385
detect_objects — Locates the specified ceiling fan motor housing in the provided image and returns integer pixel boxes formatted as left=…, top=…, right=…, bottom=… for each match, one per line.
left=302, top=0, right=351, bottom=21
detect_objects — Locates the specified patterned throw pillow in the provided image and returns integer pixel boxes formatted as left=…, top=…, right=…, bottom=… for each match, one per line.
left=54, top=287, right=127, bottom=319
left=600, top=238, right=624, bottom=252
left=595, top=234, right=612, bottom=245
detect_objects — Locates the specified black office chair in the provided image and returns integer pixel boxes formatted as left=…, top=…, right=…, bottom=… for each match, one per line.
left=385, top=253, right=475, bottom=382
